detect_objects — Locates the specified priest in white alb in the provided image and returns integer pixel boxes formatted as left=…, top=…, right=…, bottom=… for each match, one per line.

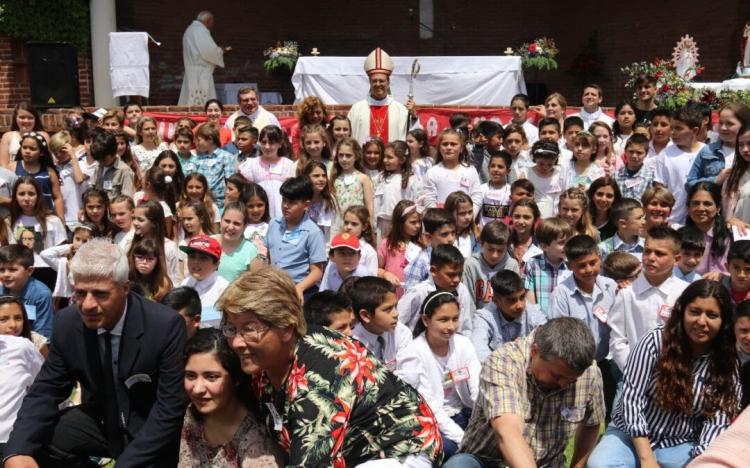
left=178, top=11, right=231, bottom=106
left=349, top=48, right=419, bottom=145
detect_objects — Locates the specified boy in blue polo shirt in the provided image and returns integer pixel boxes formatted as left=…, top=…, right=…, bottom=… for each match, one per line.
left=266, top=176, right=327, bottom=302
left=548, top=234, right=618, bottom=416
left=0, top=245, right=54, bottom=340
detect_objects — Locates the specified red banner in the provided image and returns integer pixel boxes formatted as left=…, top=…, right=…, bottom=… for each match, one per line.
left=144, top=112, right=298, bottom=143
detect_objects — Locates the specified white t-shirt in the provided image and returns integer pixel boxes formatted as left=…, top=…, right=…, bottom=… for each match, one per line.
left=517, top=166, right=566, bottom=218
left=478, top=183, right=511, bottom=226
left=56, top=161, right=89, bottom=225
left=0, top=335, right=44, bottom=443
left=654, top=143, right=704, bottom=225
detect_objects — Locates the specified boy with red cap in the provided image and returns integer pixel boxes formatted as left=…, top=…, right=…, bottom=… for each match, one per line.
left=179, top=234, right=228, bottom=327
left=319, top=232, right=371, bottom=292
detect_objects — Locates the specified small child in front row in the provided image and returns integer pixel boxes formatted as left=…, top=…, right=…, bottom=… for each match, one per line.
left=524, top=217, right=574, bottom=316
left=179, top=235, right=228, bottom=327
left=478, top=151, right=512, bottom=227
left=548, top=234, right=618, bottom=414
left=398, top=244, right=476, bottom=335
left=446, top=191, right=480, bottom=258
left=320, top=233, right=369, bottom=292
left=598, top=198, right=645, bottom=259
left=265, top=176, right=327, bottom=302
left=412, top=291, right=480, bottom=458
left=303, top=290, right=355, bottom=337
left=470, top=270, right=546, bottom=362
left=403, top=208, right=457, bottom=289
left=613, top=134, right=655, bottom=201
left=350, top=276, right=423, bottom=388
left=673, top=225, right=705, bottom=283
left=0, top=245, right=55, bottom=340
left=462, top=221, right=520, bottom=310
left=724, top=240, right=750, bottom=308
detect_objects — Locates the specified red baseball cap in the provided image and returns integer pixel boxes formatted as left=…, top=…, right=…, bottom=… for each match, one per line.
left=329, top=232, right=360, bottom=252
left=179, top=235, right=222, bottom=260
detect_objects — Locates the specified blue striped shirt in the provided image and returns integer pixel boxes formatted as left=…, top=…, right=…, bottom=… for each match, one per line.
left=612, top=327, right=739, bottom=457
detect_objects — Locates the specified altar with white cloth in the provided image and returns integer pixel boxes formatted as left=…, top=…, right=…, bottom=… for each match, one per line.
left=292, top=56, right=526, bottom=105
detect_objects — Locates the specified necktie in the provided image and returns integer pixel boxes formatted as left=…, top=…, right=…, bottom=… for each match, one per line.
left=103, top=332, right=124, bottom=457
left=376, top=335, right=386, bottom=361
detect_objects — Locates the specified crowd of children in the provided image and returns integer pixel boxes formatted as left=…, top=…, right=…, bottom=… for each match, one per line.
left=3, top=78, right=750, bottom=466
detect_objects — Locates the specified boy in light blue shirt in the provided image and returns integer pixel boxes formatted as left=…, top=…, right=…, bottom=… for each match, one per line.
left=471, top=270, right=545, bottom=362
left=598, top=198, right=645, bottom=260
left=673, top=226, right=705, bottom=283
left=266, top=176, right=327, bottom=302
left=0, top=245, right=54, bottom=340
left=548, top=234, right=618, bottom=416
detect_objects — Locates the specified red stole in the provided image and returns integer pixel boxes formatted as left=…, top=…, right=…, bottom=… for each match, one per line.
left=369, top=105, right=389, bottom=143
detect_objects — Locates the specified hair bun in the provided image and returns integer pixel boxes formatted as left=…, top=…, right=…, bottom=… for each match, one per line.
left=164, top=175, right=173, bottom=184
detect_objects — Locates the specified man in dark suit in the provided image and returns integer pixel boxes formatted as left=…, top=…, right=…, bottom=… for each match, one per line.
left=3, top=239, right=186, bottom=468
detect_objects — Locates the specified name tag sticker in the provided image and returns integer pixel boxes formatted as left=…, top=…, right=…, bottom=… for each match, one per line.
left=624, top=178, right=641, bottom=188
left=460, top=177, right=470, bottom=188
left=546, top=183, right=561, bottom=194
left=658, top=304, right=672, bottom=321
left=593, top=305, right=608, bottom=323
left=25, top=304, right=37, bottom=320
left=103, top=180, right=113, bottom=190
left=450, top=367, right=471, bottom=383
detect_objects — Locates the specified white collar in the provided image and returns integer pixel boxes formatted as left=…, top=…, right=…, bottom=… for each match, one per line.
left=367, top=95, right=393, bottom=106
left=98, top=299, right=128, bottom=336
left=632, top=271, right=673, bottom=296
left=579, top=107, right=603, bottom=119
left=190, top=271, right=220, bottom=292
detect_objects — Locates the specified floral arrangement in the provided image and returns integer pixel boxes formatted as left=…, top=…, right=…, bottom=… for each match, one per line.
left=516, top=37, right=558, bottom=71
left=622, top=57, right=750, bottom=110
left=263, top=41, right=299, bottom=73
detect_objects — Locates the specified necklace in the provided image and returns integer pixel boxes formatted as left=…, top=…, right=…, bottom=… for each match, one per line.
left=370, top=106, right=386, bottom=138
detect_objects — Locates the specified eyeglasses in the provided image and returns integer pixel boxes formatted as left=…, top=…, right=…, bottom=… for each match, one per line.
left=134, top=254, right=157, bottom=263
left=221, top=323, right=270, bottom=343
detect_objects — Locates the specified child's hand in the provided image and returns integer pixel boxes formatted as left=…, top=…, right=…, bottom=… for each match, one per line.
left=716, top=168, right=731, bottom=185
left=294, top=284, right=305, bottom=305
left=616, top=279, right=633, bottom=291
left=702, top=271, right=723, bottom=282
left=530, top=105, right=546, bottom=117
left=382, top=271, right=401, bottom=287
left=727, top=217, right=749, bottom=236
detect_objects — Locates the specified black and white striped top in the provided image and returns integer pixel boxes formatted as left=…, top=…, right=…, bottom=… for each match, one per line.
left=611, top=327, right=741, bottom=457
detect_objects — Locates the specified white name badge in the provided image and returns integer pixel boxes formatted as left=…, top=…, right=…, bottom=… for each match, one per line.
left=450, top=366, right=471, bottom=383
left=658, top=304, right=672, bottom=321
left=25, top=304, right=37, bottom=320
left=593, top=305, right=608, bottom=323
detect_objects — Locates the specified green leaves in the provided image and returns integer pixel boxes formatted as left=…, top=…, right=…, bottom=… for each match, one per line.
left=0, top=0, right=90, bottom=50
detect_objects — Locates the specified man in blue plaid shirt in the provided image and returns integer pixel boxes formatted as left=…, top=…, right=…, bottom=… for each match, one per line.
left=523, top=217, right=573, bottom=316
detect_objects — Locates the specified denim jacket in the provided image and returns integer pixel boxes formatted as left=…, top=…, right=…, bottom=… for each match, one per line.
left=686, top=141, right=727, bottom=190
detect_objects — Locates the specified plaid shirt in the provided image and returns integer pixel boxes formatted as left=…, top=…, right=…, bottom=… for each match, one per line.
left=523, top=253, right=568, bottom=316
left=613, top=163, right=655, bottom=201
left=598, top=233, right=645, bottom=259
left=193, top=147, right=235, bottom=209
left=460, top=333, right=605, bottom=466
left=403, top=246, right=432, bottom=289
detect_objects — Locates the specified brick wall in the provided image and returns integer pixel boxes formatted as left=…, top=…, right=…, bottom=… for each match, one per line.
left=114, top=0, right=750, bottom=106
left=0, top=34, right=93, bottom=109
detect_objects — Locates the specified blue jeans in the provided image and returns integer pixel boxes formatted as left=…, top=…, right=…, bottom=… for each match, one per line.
left=440, top=407, right=473, bottom=458
left=587, top=426, right=693, bottom=468
left=442, top=453, right=489, bottom=468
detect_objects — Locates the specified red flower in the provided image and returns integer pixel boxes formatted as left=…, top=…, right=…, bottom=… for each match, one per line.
left=412, top=401, right=442, bottom=453
left=528, top=43, right=538, bottom=53
left=654, top=71, right=663, bottom=79
left=661, top=84, right=671, bottom=92
left=279, top=425, right=291, bottom=451
left=334, top=338, right=377, bottom=394
left=330, top=397, right=351, bottom=462
left=286, top=358, right=309, bottom=400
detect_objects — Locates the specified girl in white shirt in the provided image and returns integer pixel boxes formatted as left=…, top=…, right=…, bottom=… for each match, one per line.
left=374, top=141, right=418, bottom=241
left=423, top=129, right=482, bottom=215
left=131, top=200, right=181, bottom=285
left=445, top=191, right=479, bottom=258
left=302, top=160, right=337, bottom=242
left=412, top=291, right=480, bottom=458
left=565, top=131, right=604, bottom=191
left=517, top=140, right=566, bottom=218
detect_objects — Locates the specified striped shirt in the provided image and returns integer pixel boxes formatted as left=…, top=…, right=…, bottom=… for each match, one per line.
left=613, top=163, right=656, bottom=201
left=459, top=333, right=605, bottom=466
left=611, top=327, right=740, bottom=457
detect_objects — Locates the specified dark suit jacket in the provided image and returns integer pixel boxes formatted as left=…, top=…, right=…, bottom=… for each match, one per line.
left=4, top=292, right=187, bottom=467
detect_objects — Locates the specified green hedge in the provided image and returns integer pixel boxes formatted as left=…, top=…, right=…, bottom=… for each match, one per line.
left=0, top=0, right=90, bottom=50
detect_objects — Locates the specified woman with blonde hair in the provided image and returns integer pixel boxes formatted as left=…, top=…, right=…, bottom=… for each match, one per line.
left=218, top=268, right=442, bottom=467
